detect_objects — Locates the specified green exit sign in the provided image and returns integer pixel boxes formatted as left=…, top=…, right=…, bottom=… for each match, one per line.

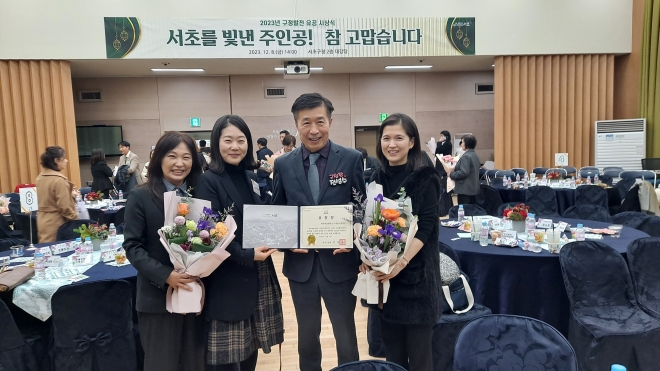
left=379, top=113, right=388, bottom=122
left=190, top=117, right=201, bottom=127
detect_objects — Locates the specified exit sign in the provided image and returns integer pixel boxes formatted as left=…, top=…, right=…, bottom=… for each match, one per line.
left=379, top=113, right=388, bottom=122
left=190, top=118, right=201, bottom=127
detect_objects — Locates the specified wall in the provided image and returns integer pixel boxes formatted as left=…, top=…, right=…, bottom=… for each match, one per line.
left=72, top=71, right=495, bottom=183
left=0, top=60, right=80, bottom=193
left=614, top=0, right=645, bottom=119
left=0, top=0, right=632, bottom=59
left=494, top=55, right=615, bottom=170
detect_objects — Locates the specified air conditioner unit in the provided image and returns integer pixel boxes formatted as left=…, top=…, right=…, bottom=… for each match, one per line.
left=594, top=119, right=646, bottom=171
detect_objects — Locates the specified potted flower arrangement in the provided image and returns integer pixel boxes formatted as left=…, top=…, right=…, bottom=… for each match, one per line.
left=546, top=172, right=561, bottom=181
left=0, top=195, right=10, bottom=215
left=73, top=223, right=109, bottom=250
left=85, top=191, right=104, bottom=204
left=502, top=203, right=530, bottom=232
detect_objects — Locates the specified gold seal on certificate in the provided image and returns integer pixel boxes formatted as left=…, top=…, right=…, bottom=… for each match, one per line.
left=300, top=205, right=354, bottom=249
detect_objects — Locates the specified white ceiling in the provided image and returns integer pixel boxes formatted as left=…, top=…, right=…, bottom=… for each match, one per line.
left=69, top=56, right=495, bottom=78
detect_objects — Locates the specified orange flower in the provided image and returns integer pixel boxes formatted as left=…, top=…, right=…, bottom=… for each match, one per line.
left=177, top=203, right=190, bottom=216
left=381, top=209, right=401, bottom=221
left=395, top=217, right=406, bottom=228
left=367, top=225, right=382, bottom=237
left=214, top=223, right=228, bottom=237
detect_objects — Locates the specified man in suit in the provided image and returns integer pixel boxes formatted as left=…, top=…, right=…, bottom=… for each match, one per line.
left=117, top=141, right=143, bottom=194
left=272, top=93, right=365, bottom=371
left=355, top=147, right=380, bottom=183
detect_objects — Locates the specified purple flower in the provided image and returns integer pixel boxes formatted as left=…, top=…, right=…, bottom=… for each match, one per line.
left=379, top=224, right=397, bottom=236
left=197, top=219, right=210, bottom=231
left=379, top=237, right=385, bottom=245
left=199, top=230, right=210, bottom=239
left=374, top=194, right=384, bottom=202
left=203, top=207, right=214, bottom=216
left=186, top=230, right=194, bottom=238
left=391, top=230, right=402, bottom=239
left=174, top=216, right=185, bottom=226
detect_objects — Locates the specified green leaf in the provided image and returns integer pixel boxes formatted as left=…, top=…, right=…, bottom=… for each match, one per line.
left=190, top=243, right=214, bottom=253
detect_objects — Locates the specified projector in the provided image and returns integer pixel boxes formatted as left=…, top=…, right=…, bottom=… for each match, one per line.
left=283, top=61, right=310, bottom=79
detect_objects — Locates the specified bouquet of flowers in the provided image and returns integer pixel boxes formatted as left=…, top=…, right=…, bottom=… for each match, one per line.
left=85, top=191, right=104, bottom=201
left=546, top=171, right=561, bottom=180
left=73, top=223, right=109, bottom=241
left=503, top=203, right=530, bottom=221
left=0, top=195, right=10, bottom=214
left=157, top=191, right=237, bottom=314
left=351, top=182, right=418, bottom=308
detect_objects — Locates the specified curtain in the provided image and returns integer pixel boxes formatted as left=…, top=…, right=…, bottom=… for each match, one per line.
left=640, top=0, right=660, bottom=157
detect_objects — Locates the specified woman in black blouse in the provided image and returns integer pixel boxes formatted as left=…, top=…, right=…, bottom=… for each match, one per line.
left=362, top=113, right=442, bottom=371
left=90, top=148, right=114, bottom=197
left=434, top=130, right=452, bottom=191
left=195, top=115, right=284, bottom=371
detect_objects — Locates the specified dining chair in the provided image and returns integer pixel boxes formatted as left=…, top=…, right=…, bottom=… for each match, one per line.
left=627, top=237, right=660, bottom=320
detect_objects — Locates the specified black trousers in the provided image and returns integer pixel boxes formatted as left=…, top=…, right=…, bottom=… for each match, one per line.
left=288, top=253, right=359, bottom=371
left=381, top=319, right=434, bottom=371
left=456, top=194, right=477, bottom=206
left=138, top=312, right=205, bottom=371
left=205, top=350, right=258, bottom=371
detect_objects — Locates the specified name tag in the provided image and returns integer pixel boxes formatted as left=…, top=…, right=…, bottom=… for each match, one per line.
left=251, top=180, right=261, bottom=196
left=52, top=243, right=74, bottom=255
left=503, top=230, right=517, bottom=239
left=101, top=250, right=117, bottom=263
left=71, top=254, right=93, bottom=265
left=44, top=256, right=62, bottom=267
left=40, top=247, right=53, bottom=257
left=537, top=219, right=553, bottom=229
left=557, top=222, right=569, bottom=233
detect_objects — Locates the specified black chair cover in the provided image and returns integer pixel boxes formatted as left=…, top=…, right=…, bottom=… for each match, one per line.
left=574, top=185, right=609, bottom=208
left=564, top=166, right=577, bottom=176
left=87, top=209, right=108, bottom=225
left=611, top=211, right=660, bottom=237
left=559, top=241, right=660, bottom=370
left=51, top=280, right=137, bottom=371
left=329, top=360, right=407, bottom=371
left=525, top=186, right=560, bottom=217
left=510, top=168, right=527, bottom=176
left=532, top=167, right=548, bottom=176
left=496, top=202, right=539, bottom=219
left=617, top=178, right=638, bottom=200
left=56, top=220, right=96, bottom=242
left=448, top=204, right=488, bottom=219
left=495, top=170, right=515, bottom=179
left=438, top=189, right=453, bottom=218
left=562, top=204, right=612, bottom=223
left=627, top=238, right=660, bottom=320
left=115, top=207, right=125, bottom=225
left=619, top=184, right=642, bottom=214
left=476, top=185, right=504, bottom=216
left=0, top=300, right=26, bottom=371
left=0, top=238, right=31, bottom=252
left=453, top=314, right=577, bottom=371
left=438, top=242, right=460, bottom=268
left=13, top=212, right=38, bottom=242
left=78, top=187, right=92, bottom=196
left=0, top=215, right=23, bottom=239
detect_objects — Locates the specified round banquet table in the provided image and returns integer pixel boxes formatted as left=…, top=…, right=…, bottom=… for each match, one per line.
left=440, top=218, right=649, bottom=336
left=492, top=184, right=621, bottom=215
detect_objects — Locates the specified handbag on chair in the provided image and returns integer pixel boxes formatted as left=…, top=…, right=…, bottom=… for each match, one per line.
left=440, top=252, right=475, bottom=314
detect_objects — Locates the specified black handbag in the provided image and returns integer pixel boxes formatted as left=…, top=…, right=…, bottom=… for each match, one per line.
left=439, top=253, right=474, bottom=314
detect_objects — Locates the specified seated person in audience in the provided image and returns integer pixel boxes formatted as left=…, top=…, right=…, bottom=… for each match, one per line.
left=90, top=148, right=113, bottom=197
left=356, top=147, right=380, bottom=183
left=36, top=146, right=78, bottom=243
left=123, top=132, right=205, bottom=371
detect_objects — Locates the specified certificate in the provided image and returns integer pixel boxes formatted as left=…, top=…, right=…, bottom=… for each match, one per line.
left=300, top=205, right=353, bottom=249
left=243, top=205, right=299, bottom=249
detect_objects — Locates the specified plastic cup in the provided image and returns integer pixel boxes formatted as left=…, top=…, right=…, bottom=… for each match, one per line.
left=608, top=225, right=623, bottom=238
left=533, top=230, right=546, bottom=243
left=10, top=245, right=23, bottom=257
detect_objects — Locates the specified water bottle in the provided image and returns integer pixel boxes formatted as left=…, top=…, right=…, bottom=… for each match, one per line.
left=84, top=237, right=93, bottom=253
left=457, top=205, right=465, bottom=222
left=594, top=174, right=599, bottom=184
left=586, top=176, right=592, bottom=185
left=479, top=221, right=490, bottom=246
left=575, top=223, right=586, bottom=241
left=570, top=176, right=576, bottom=187
left=118, top=190, right=124, bottom=200
left=525, top=213, right=536, bottom=241
left=506, top=177, right=512, bottom=189
left=108, top=223, right=117, bottom=241
left=611, top=364, right=626, bottom=371
left=516, top=173, right=520, bottom=182
left=542, top=174, right=547, bottom=181
left=34, top=250, right=45, bottom=280
left=524, top=172, right=529, bottom=181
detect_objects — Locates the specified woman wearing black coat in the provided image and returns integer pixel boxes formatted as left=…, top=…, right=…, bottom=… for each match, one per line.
left=434, top=130, right=452, bottom=191
left=195, top=115, right=283, bottom=371
left=90, top=148, right=114, bottom=197
left=363, top=113, right=442, bottom=371
left=123, top=132, right=205, bottom=371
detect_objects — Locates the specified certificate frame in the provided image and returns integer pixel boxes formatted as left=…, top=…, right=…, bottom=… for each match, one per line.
left=299, top=205, right=354, bottom=249
left=242, top=205, right=299, bottom=249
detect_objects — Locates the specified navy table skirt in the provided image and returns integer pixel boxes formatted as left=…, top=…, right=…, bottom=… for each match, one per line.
left=441, top=218, right=648, bottom=336
left=492, top=185, right=621, bottom=215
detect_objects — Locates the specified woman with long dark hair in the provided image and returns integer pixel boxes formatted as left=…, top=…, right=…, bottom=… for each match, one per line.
left=196, top=115, right=284, bottom=371
left=122, top=132, right=205, bottom=371
left=90, top=148, right=113, bottom=197
left=363, top=113, right=442, bottom=371
left=434, top=130, right=452, bottom=190
left=36, top=146, right=78, bottom=243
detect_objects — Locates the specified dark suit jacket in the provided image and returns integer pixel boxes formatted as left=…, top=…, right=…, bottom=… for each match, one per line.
left=123, top=186, right=174, bottom=313
left=256, top=147, right=274, bottom=182
left=364, top=156, right=380, bottom=183
left=196, top=169, right=280, bottom=321
left=90, top=161, right=114, bottom=194
left=435, top=141, right=453, bottom=174
left=271, top=141, right=366, bottom=283
left=450, top=149, right=481, bottom=196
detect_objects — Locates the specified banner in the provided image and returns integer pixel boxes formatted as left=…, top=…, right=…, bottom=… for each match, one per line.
left=104, top=17, right=475, bottom=59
